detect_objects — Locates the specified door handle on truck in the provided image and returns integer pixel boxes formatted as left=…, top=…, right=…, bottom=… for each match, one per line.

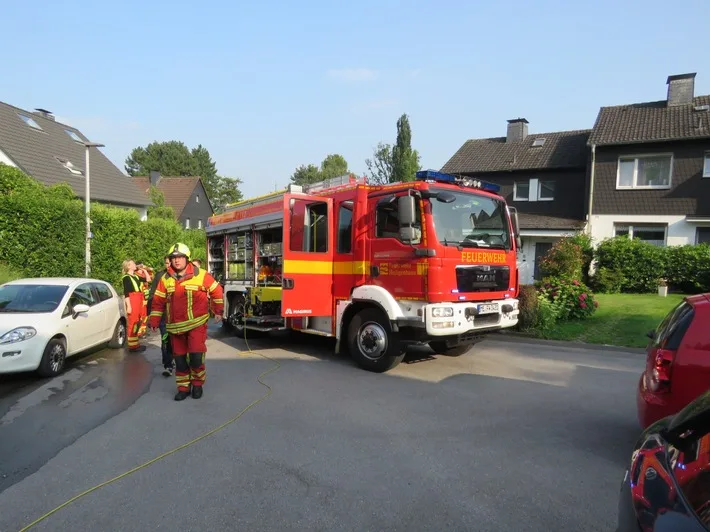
left=283, top=278, right=295, bottom=290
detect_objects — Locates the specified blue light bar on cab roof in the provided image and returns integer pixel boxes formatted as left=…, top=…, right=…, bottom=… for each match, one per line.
left=415, top=170, right=501, bottom=194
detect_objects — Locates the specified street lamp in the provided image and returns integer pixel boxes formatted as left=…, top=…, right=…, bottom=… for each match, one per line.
left=83, top=142, right=105, bottom=277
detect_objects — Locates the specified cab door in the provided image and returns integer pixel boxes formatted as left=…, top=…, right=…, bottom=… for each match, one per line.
left=281, top=193, right=334, bottom=317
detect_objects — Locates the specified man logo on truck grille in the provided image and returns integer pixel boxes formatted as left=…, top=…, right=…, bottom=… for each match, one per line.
left=476, top=274, right=495, bottom=282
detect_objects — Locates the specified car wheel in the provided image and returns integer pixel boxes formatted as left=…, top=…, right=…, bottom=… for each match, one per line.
left=347, top=307, right=405, bottom=373
left=37, top=338, right=67, bottom=378
left=108, top=319, right=127, bottom=349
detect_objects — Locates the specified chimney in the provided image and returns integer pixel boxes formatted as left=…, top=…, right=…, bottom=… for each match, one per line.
left=666, top=73, right=696, bottom=107
left=506, top=118, right=529, bottom=142
left=150, top=170, right=161, bottom=186
left=34, top=108, right=55, bottom=121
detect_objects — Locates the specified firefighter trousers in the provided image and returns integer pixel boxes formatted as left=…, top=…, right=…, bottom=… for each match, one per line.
left=126, top=292, right=145, bottom=351
left=170, top=324, right=208, bottom=392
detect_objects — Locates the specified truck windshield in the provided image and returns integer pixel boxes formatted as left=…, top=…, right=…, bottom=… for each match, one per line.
left=429, top=189, right=511, bottom=250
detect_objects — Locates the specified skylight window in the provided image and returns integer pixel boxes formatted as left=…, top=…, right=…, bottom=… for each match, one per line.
left=532, top=138, right=546, bottom=147
left=18, top=114, right=43, bottom=131
left=65, top=129, right=83, bottom=143
left=54, top=157, right=83, bottom=176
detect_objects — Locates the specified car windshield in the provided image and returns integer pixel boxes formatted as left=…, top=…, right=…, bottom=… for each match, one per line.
left=0, top=284, right=69, bottom=313
left=429, top=189, right=512, bottom=250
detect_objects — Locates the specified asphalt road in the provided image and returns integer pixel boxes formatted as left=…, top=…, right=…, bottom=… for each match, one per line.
left=0, top=326, right=645, bottom=531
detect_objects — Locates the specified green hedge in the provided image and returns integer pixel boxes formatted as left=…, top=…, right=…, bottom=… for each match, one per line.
left=0, top=164, right=206, bottom=292
left=594, top=236, right=710, bottom=293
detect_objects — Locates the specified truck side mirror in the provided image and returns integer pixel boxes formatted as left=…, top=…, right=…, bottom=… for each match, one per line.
left=508, top=206, right=523, bottom=250
left=399, top=226, right=418, bottom=243
left=398, top=195, right=416, bottom=226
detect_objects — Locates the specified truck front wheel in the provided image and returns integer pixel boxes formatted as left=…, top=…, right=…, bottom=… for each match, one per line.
left=429, top=341, right=472, bottom=357
left=347, top=308, right=405, bottom=373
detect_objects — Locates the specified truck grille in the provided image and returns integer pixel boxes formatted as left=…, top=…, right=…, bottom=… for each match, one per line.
left=456, top=265, right=510, bottom=293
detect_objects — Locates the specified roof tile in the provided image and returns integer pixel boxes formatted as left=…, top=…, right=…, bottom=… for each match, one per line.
left=132, top=176, right=202, bottom=218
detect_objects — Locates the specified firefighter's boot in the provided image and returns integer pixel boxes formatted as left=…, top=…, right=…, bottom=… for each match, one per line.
left=174, top=389, right=191, bottom=401
left=191, top=386, right=203, bottom=399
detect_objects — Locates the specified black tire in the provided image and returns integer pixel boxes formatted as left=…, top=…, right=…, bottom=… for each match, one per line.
left=37, top=338, right=67, bottom=378
left=227, top=295, right=246, bottom=338
left=347, top=307, right=405, bottom=373
left=108, top=319, right=127, bottom=349
left=429, top=341, right=472, bottom=357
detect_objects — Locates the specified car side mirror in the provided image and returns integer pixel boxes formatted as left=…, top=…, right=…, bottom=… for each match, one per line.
left=646, top=329, right=655, bottom=340
left=72, top=303, right=90, bottom=318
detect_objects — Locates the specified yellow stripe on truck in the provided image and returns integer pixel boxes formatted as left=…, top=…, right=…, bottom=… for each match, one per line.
left=283, top=260, right=370, bottom=275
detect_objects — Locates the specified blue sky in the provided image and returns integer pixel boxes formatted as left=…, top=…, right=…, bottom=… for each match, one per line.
left=4, top=0, right=710, bottom=199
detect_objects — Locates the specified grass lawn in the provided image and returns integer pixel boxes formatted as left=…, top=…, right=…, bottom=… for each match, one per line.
left=535, top=293, right=688, bottom=348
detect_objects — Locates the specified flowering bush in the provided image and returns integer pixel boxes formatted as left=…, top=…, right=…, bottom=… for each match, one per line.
left=539, top=238, right=585, bottom=281
left=537, top=275, right=598, bottom=320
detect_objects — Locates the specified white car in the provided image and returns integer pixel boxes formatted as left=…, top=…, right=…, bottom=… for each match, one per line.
left=0, top=277, right=127, bottom=377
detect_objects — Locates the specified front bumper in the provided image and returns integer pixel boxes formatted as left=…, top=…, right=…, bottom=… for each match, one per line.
left=423, top=299, right=519, bottom=336
left=0, top=335, right=46, bottom=374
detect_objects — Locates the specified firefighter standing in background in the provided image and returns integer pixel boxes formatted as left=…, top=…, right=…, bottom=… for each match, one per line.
left=121, top=259, right=147, bottom=353
left=149, top=243, right=224, bottom=401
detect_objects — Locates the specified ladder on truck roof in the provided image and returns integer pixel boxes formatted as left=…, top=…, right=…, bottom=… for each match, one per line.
left=221, top=174, right=366, bottom=213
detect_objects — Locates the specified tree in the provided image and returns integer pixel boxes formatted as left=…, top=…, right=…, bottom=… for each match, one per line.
left=365, top=142, right=394, bottom=185
left=290, top=154, right=350, bottom=186
left=365, top=114, right=421, bottom=184
left=391, top=114, right=421, bottom=183
left=125, top=141, right=242, bottom=214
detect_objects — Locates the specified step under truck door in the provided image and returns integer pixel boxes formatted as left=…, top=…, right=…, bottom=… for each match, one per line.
left=281, top=193, right=334, bottom=318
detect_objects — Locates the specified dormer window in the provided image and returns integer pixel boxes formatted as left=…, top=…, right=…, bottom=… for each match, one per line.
left=65, top=129, right=83, bottom=143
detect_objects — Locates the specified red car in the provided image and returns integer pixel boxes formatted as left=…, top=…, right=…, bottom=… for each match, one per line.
left=637, top=293, right=710, bottom=429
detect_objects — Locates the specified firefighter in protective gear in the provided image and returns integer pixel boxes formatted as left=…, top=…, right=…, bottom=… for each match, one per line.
left=122, top=259, right=147, bottom=352
left=135, top=263, right=152, bottom=337
left=148, top=243, right=224, bottom=401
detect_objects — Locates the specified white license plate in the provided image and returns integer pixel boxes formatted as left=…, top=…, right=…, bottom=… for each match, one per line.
left=477, top=303, right=499, bottom=314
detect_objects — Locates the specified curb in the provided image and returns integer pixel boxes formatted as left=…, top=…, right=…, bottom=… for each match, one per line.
left=486, top=331, right=646, bottom=355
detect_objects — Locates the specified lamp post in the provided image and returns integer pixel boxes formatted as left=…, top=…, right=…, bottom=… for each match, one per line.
left=83, top=142, right=105, bottom=277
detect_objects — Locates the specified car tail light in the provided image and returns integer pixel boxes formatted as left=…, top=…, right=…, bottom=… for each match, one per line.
left=648, top=348, right=676, bottom=393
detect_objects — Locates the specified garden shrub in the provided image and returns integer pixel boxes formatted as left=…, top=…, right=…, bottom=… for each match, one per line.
left=0, top=164, right=207, bottom=292
left=567, top=232, right=594, bottom=285
left=595, top=235, right=709, bottom=293
left=665, top=244, right=710, bottom=294
left=535, top=295, right=561, bottom=333
left=517, top=284, right=539, bottom=330
left=539, top=237, right=585, bottom=281
left=591, top=266, right=625, bottom=294
left=538, top=275, right=598, bottom=320
left=595, top=236, right=667, bottom=293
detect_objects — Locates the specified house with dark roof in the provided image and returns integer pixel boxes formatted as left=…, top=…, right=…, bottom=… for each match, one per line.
left=131, top=171, right=214, bottom=229
left=0, top=102, right=151, bottom=218
left=441, top=119, right=591, bottom=284
left=587, top=72, right=710, bottom=248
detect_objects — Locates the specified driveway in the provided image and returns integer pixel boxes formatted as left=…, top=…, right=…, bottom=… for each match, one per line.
left=0, top=327, right=644, bottom=531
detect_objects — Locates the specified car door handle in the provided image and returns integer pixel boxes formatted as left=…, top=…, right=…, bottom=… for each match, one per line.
left=283, top=278, right=295, bottom=290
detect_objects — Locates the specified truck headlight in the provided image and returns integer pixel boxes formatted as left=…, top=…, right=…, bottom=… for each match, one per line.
left=0, top=327, right=37, bottom=344
left=432, top=307, right=454, bottom=318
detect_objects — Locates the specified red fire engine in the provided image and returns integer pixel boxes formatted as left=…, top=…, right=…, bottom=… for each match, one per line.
left=205, top=170, right=522, bottom=372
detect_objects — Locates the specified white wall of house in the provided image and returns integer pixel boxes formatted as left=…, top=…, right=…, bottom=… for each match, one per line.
left=589, top=214, right=702, bottom=247
left=0, top=148, right=18, bottom=167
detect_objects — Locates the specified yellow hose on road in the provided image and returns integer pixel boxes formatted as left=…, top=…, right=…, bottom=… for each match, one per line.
left=18, top=316, right=278, bottom=532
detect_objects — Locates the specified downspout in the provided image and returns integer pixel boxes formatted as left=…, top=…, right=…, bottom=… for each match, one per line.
left=586, top=144, right=596, bottom=235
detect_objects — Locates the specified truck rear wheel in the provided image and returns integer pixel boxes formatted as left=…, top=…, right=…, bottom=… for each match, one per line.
left=429, top=341, right=472, bottom=357
left=347, top=307, right=405, bottom=373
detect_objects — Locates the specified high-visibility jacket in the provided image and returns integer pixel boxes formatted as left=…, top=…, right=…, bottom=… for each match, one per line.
left=148, top=265, right=224, bottom=334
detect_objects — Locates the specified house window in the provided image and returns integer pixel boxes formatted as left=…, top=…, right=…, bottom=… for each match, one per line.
left=513, top=178, right=554, bottom=201
left=513, top=181, right=529, bottom=201
left=185, top=218, right=190, bottom=229
left=538, top=180, right=555, bottom=201
left=697, top=228, right=710, bottom=245
left=197, top=219, right=203, bottom=229
left=18, top=114, right=42, bottom=131
left=614, top=224, right=667, bottom=246
left=703, top=153, right=710, bottom=178
left=196, top=194, right=200, bottom=202
left=617, top=155, right=672, bottom=189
